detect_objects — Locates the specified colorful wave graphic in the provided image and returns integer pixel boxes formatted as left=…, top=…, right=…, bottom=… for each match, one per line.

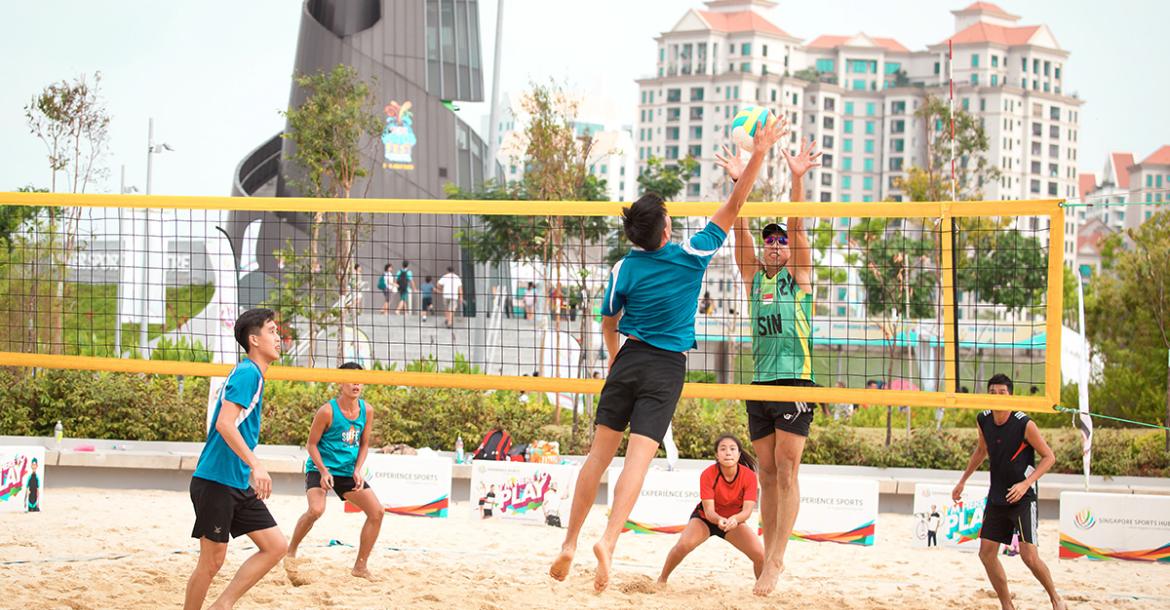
left=622, top=520, right=687, bottom=535
left=1059, top=534, right=1170, bottom=562
left=789, top=521, right=875, bottom=546
left=345, top=495, right=449, bottom=518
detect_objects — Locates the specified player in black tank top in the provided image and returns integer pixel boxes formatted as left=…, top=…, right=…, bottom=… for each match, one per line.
left=952, top=374, right=1064, bottom=610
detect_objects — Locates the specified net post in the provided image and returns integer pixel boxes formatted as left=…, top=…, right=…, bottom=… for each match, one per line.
left=940, top=209, right=958, bottom=394
left=1045, top=200, right=1065, bottom=405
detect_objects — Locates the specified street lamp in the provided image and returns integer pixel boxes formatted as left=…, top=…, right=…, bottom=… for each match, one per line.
left=139, top=118, right=174, bottom=359
left=115, top=164, right=139, bottom=356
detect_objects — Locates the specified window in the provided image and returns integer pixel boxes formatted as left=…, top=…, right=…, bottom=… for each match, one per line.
left=865, top=121, right=875, bottom=135
left=1031, top=161, right=1041, bottom=174
left=687, top=183, right=701, bottom=197
left=823, top=135, right=835, bottom=149
left=1021, top=57, right=1028, bottom=71
left=689, top=126, right=702, bottom=139
left=971, top=74, right=979, bottom=85
left=842, top=195, right=851, bottom=202
left=1033, top=59, right=1040, bottom=74
left=742, top=43, right=751, bottom=55
left=690, top=106, right=703, bottom=120
left=866, top=102, right=875, bottom=116
left=1049, top=106, right=1060, bottom=120
left=890, top=157, right=904, bottom=171
left=844, top=120, right=854, bottom=134
left=665, top=127, right=679, bottom=140
left=842, top=176, right=852, bottom=189
left=816, top=58, right=835, bottom=73
left=824, top=97, right=836, bottom=111
left=1049, top=144, right=1059, bottom=157
left=823, top=116, right=835, bottom=129
left=690, top=87, right=704, bottom=101
left=864, top=139, right=874, bottom=154
left=822, top=154, right=833, bottom=168
left=1055, top=66, right=1061, bottom=79
left=762, top=44, right=768, bottom=57
left=863, top=176, right=874, bottom=191
left=741, top=62, right=751, bottom=73
left=667, top=88, right=681, bottom=102
left=845, top=101, right=854, bottom=115
left=820, top=192, right=832, bottom=202
left=991, top=74, right=998, bottom=86
left=843, top=157, right=853, bottom=170
left=1032, top=122, right=1042, bottom=136
left=892, top=138, right=904, bottom=153
left=665, top=145, right=679, bottom=160
left=1048, top=163, right=1058, bottom=177
left=688, top=144, right=702, bottom=158
left=1031, top=142, right=1041, bottom=155
left=821, top=173, right=832, bottom=186
left=864, top=158, right=874, bottom=172
left=971, top=54, right=980, bottom=68
left=843, top=139, right=853, bottom=153
left=1044, top=60, right=1050, bottom=76
left=934, top=62, right=940, bottom=74
left=1049, top=125, right=1059, bottom=138
left=891, top=101, right=906, bottom=114
left=667, top=107, right=680, bottom=122
left=853, top=79, right=866, bottom=91
left=1048, top=181, right=1057, bottom=196
left=991, top=55, right=999, bottom=68
left=1030, top=179, right=1040, bottom=193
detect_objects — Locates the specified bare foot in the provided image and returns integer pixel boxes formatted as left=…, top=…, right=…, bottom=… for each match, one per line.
left=549, top=545, right=575, bottom=581
left=283, top=556, right=311, bottom=587
left=593, top=540, right=614, bottom=593
left=1052, top=597, right=1066, bottom=610
left=351, top=565, right=375, bottom=580
left=753, top=559, right=784, bottom=596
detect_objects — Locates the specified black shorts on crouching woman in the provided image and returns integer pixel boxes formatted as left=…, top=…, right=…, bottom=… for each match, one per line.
left=594, top=339, right=686, bottom=445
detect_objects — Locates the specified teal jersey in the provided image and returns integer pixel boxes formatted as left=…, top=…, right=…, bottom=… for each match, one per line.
left=306, top=399, right=367, bottom=476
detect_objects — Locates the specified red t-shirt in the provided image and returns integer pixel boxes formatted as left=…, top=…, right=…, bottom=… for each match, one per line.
left=699, top=463, right=758, bottom=518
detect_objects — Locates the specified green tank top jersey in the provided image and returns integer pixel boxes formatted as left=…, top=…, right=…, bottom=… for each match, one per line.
left=750, top=267, right=814, bottom=383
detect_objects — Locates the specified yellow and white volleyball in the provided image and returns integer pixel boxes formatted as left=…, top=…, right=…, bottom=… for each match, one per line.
left=730, top=105, right=776, bottom=153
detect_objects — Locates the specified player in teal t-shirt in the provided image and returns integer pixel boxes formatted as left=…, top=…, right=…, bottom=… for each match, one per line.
left=185, top=308, right=287, bottom=610
left=286, top=361, right=383, bottom=580
left=549, top=112, right=788, bottom=593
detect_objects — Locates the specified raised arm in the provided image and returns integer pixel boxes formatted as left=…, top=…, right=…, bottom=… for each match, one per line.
left=782, top=136, right=822, bottom=293
left=709, top=113, right=788, bottom=234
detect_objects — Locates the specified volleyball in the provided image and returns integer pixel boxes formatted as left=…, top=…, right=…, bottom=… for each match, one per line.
left=730, top=105, right=775, bottom=152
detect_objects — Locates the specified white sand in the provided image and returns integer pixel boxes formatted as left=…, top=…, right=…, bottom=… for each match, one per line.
left=0, top=487, right=1166, bottom=609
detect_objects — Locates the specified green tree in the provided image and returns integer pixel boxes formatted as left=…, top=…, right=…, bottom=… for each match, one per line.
left=24, top=72, right=111, bottom=355
left=281, top=64, right=381, bottom=365
left=604, top=155, right=698, bottom=264
left=0, top=186, right=47, bottom=254
left=1087, top=211, right=1170, bottom=448
left=964, top=229, right=1047, bottom=316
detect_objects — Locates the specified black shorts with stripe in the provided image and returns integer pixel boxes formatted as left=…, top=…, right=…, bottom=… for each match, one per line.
left=745, top=378, right=818, bottom=441
left=980, top=499, right=1038, bottom=546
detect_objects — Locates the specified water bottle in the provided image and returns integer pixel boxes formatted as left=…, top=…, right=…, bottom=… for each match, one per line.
left=54, top=421, right=63, bottom=449
left=455, top=435, right=464, bottom=464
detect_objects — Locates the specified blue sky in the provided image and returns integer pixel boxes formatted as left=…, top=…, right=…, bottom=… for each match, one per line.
left=1, top=0, right=1166, bottom=196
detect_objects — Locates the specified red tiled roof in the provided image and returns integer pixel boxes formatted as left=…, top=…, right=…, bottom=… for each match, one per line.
left=955, top=2, right=1018, bottom=19
left=1111, top=152, right=1135, bottom=187
left=697, top=10, right=793, bottom=38
left=1077, top=173, right=1097, bottom=199
left=1139, top=145, right=1170, bottom=166
left=807, top=34, right=910, bottom=54
left=946, top=22, right=1040, bottom=46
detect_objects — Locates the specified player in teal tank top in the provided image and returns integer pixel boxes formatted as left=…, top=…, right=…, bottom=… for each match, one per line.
left=716, top=134, right=821, bottom=596
left=287, top=362, right=384, bottom=580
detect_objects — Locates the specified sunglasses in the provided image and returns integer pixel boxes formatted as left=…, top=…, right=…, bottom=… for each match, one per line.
left=764, top=235, right=788, bottom=246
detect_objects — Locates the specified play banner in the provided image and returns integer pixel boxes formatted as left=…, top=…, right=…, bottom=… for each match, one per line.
left=608, top=467, right=700, bottom=534
left=1059, top=491, right=1170, bottom=562
left=469, top=460, right=578, bottom=525
left=0, top=446, right=45, bottom=513
left=912, top=483, right=990, bottom=551
left=346, top=454, right=451, bottom=518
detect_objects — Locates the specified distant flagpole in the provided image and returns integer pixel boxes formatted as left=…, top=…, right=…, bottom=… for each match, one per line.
left=1075, top=279, right=1093, bottom=490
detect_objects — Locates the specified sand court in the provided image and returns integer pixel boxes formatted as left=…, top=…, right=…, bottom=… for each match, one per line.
left=1, top=487, right=1167, bottom=609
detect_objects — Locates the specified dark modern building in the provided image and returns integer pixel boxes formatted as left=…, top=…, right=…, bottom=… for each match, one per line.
left=230, top=0, right=493, bottom=310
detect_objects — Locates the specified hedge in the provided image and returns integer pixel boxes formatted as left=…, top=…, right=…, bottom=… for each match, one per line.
left=1, top=368, right=1165, bottom=477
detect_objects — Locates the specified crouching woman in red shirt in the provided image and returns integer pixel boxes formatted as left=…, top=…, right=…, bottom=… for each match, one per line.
left=658, top=434, right=764, bottom=584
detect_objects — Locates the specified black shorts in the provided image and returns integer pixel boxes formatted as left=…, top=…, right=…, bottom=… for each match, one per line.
left=422, top=296, right=433, bottom=310
left=981, top=500, right=1038, bottom=546
left=305, top=471, right=370, bottom=499
left=594, top=340, right=686, bottom=445
left=745, top=378, right=818, bottom=441
left=690, top=504, right=725, bottom=539
left=189, top=476, right=277, bottom=543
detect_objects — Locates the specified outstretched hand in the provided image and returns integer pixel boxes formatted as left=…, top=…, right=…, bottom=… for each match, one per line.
left=781, top=135, right=823, bottom=179
left=714, top=144, right=746, bottom=182
left=752, top=111, right=789, bottom=153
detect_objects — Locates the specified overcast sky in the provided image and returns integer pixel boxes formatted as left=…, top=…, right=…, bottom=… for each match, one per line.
left=1, top=0, right=1166, bottom=196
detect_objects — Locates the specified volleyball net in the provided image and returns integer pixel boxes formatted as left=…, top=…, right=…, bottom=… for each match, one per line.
left=0, top=192, right=1063, bottom=412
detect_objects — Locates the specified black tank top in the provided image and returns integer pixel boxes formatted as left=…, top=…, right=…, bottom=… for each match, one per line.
left=977, top=410, right=1036, bottom=505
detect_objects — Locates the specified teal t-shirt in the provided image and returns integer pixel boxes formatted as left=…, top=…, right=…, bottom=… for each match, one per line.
left=194, top=359, right=265, bottom=489
left=306, top=399, right=367, bottom=476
